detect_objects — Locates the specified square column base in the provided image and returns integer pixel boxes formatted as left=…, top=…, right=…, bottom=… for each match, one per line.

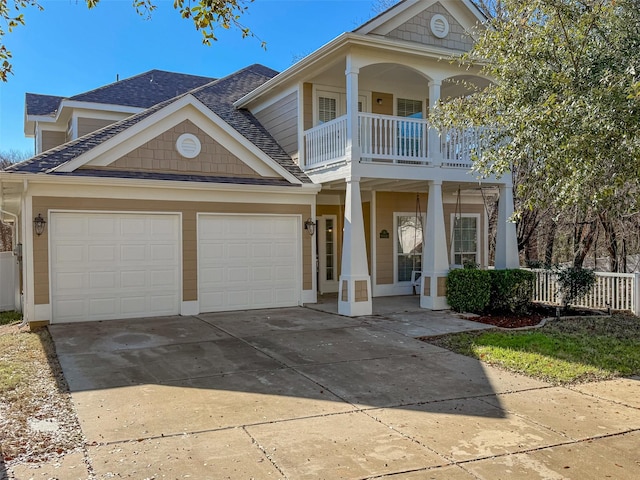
left=420, top=273, right=450, bottom=310
left=338, top=275, right=372, bottom=316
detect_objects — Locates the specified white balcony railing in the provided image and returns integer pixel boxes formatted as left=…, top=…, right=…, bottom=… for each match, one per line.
left=359, top=113, right=429, bottom=163
left=304, top=116, right=349, bottom=170
left=441, top=126, right=490, bottom=168
left=528, top=269, right=640, bottom=315
left=303, top=114, right=490, bottom=171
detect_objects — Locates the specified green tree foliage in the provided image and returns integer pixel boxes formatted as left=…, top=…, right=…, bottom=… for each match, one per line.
left=0, top=0, right=261, bottom=81
left=434, top=0, right=640, bottom=214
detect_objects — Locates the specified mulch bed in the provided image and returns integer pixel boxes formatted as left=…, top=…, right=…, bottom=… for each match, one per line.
left=466, top=304, right=602, bottom=329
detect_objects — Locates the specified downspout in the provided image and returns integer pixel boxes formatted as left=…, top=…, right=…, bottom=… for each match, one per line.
left=19, top=179, right=28, bottom=326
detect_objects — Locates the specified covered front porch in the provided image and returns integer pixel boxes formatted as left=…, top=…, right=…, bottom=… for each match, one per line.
left=313, top=179, right=520, bottom=317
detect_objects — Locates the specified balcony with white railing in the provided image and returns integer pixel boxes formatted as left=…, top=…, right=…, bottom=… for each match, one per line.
left=303, top=113, right=489, bottom=172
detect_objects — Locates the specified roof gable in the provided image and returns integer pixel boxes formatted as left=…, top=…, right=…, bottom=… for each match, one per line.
left=355, top=0, right=484, bottom=52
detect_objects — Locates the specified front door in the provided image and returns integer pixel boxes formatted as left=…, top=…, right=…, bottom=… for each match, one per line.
left=317, top=215, right=338, bottom=294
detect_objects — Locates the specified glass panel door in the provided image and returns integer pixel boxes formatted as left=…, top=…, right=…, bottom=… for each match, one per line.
left=318, top=215, right=339, bottom=293
left=396, top=214, right=423, bottom=282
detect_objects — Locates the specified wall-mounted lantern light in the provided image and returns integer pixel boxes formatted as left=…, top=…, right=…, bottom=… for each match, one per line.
left=33, top=214, right=47, bottom=236
left=304, top=218, right=316, bottom=236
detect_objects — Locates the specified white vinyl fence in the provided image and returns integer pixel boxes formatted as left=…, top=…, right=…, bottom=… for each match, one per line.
left=528, top=269, right=640, bottom=315
left=0, top=251, right=16, bottom=312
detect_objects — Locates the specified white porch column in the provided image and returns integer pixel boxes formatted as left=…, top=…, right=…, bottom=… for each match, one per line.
left=421, top=180, right=449, bottom=309
left=338, top=176, right=372, bottom=316
left=428, top=80, right=442, bottom=166
left=345, top=56, right=361, bottom=166
left=495, top=183, right=520, bottom=269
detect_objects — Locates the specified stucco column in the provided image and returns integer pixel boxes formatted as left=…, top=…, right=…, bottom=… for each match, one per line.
left=421, top=180, right=449, bottom=310
left=338, top=177, right=372, bottom=316
left=495, top=183, right=520, bottom=269
left=428, top=80, right=442, bottom=166
left=345, top=56, right=360, bottom=166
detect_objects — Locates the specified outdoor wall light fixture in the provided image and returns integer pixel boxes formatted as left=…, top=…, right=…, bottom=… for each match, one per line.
left=304, top=218, right=316, bottom=236
left=376, top=98, right=383, bottom=105
left=33, top=214, right=46, bottom=236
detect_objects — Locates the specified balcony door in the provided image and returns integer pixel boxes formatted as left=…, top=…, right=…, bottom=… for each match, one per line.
left=397, top=98, right=424, bottom=158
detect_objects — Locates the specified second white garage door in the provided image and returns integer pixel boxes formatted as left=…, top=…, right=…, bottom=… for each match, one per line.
left=198, top=215, right=300, bottom=312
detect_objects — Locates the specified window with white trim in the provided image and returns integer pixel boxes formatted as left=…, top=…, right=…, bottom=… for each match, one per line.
left=450, top=214, right=480, bottom=266
left=318, top=95, right=338, bottom=124
left=397, top=98, right=422, bottom=119
left=395, top=213, right=424, bottom=282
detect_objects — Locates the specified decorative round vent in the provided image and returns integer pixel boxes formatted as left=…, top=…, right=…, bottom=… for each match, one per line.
left=430, top=14, right=450, bottom=39
left=176, top=133, right=201, bottom=158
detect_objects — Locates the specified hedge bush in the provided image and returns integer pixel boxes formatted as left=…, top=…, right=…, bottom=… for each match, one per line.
left=447, top=268, right=535, bottom=314
left=446, top=268, right=491, bottom=313
left=489, top=269, right=535, bottom=314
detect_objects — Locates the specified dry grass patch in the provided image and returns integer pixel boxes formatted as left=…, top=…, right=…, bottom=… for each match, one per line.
left=0, top=323, right=84, bottom=467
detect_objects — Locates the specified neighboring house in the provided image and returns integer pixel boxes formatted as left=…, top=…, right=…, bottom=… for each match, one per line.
left=0, top=0, right=518, bottom=326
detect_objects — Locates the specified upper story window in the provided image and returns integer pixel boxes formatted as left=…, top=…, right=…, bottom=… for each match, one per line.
left=316, top=90, right=366, bottom=125
left=397, top=98, right=423, bottom=119
left=318, top=91, right=340, bottom=124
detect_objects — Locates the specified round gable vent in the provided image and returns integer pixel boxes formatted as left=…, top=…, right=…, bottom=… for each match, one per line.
left=430, top=14, right=450, bottom=39
left=176, top=133, right=201, bottom=158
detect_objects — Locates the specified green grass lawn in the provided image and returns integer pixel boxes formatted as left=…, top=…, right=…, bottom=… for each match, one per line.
left=427, top=314, right=640, bottom=384
left=0, top=310, right=22, bottom=326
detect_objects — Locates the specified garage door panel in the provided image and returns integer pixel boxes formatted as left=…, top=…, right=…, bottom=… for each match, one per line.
left=89, top=271, right=117, bottom=289
left=55, top=272, right=85, bottom=291
left=88, top=217, right=115, bottom=236
left=151, top=244, right=177, bottom=261
left=55, top=299, right=85, bottom=318
left=50, top=213, right=180, bottom=323
left=198, top=215, right=300, bottom=313
left=89, top=298, right=117, bottom=317
left=120, top=270, right=145, bottom=288
left=89, top=245, right=117, bottom=262
left=150, top=269, right=178, bottom=287
left=55, top=244, right=86, bottom=263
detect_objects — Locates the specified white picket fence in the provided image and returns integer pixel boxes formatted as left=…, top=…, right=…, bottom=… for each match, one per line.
left=528, top=269, right=640, bottom=315
left=0, top=251, right=17, bottom=312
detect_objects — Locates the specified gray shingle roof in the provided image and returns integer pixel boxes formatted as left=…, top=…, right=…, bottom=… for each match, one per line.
left=25, top=70, right=216, bottom=116
left=25, top=93, right=65, bottom=117
left=9, top=65, right=311, bottom=184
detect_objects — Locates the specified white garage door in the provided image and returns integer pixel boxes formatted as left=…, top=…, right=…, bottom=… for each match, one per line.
left=198, top=215, right=300, bottom=312
left=50, top=212, right=181, bottom=323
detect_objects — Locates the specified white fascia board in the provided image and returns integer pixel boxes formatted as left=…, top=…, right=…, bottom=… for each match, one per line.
left=461, top=0, right=490, bottom=23
left=58, top=100, right=143, bottom=116
left=237, top=33, right=479, bottom=108
left=354, top=0, right=421, bottom=35
left=234, top=33, right=352, bottom=108
left=20, top=173, right=320, bottom=201
left=52, top=95, right=305, bottom=185
left=248, top=84, right=299, bottom=115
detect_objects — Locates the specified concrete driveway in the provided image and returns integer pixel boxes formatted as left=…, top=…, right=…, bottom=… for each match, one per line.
left=44, top=307, right=640, bottom=479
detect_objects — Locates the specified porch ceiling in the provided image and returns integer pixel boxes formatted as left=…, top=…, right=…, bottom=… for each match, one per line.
left=318, top=178, right=499, bottom=195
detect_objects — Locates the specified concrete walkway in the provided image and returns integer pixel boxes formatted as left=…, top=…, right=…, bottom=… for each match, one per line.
left=14, top=304, right=640, bottom=479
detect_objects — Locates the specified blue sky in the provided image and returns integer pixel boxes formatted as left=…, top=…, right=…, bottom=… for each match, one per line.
left=0, top=0, right=382, bottom=155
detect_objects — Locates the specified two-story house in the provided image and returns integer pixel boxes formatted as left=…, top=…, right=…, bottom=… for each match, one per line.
left=0, top=0, right=518, bottom=326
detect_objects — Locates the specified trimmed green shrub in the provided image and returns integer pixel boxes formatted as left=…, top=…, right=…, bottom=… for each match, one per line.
left=489, top=269, right=535, bottom=314
left=446, top=268, right=491, bottom=313
left=555, top=266, right=596, bottom=307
